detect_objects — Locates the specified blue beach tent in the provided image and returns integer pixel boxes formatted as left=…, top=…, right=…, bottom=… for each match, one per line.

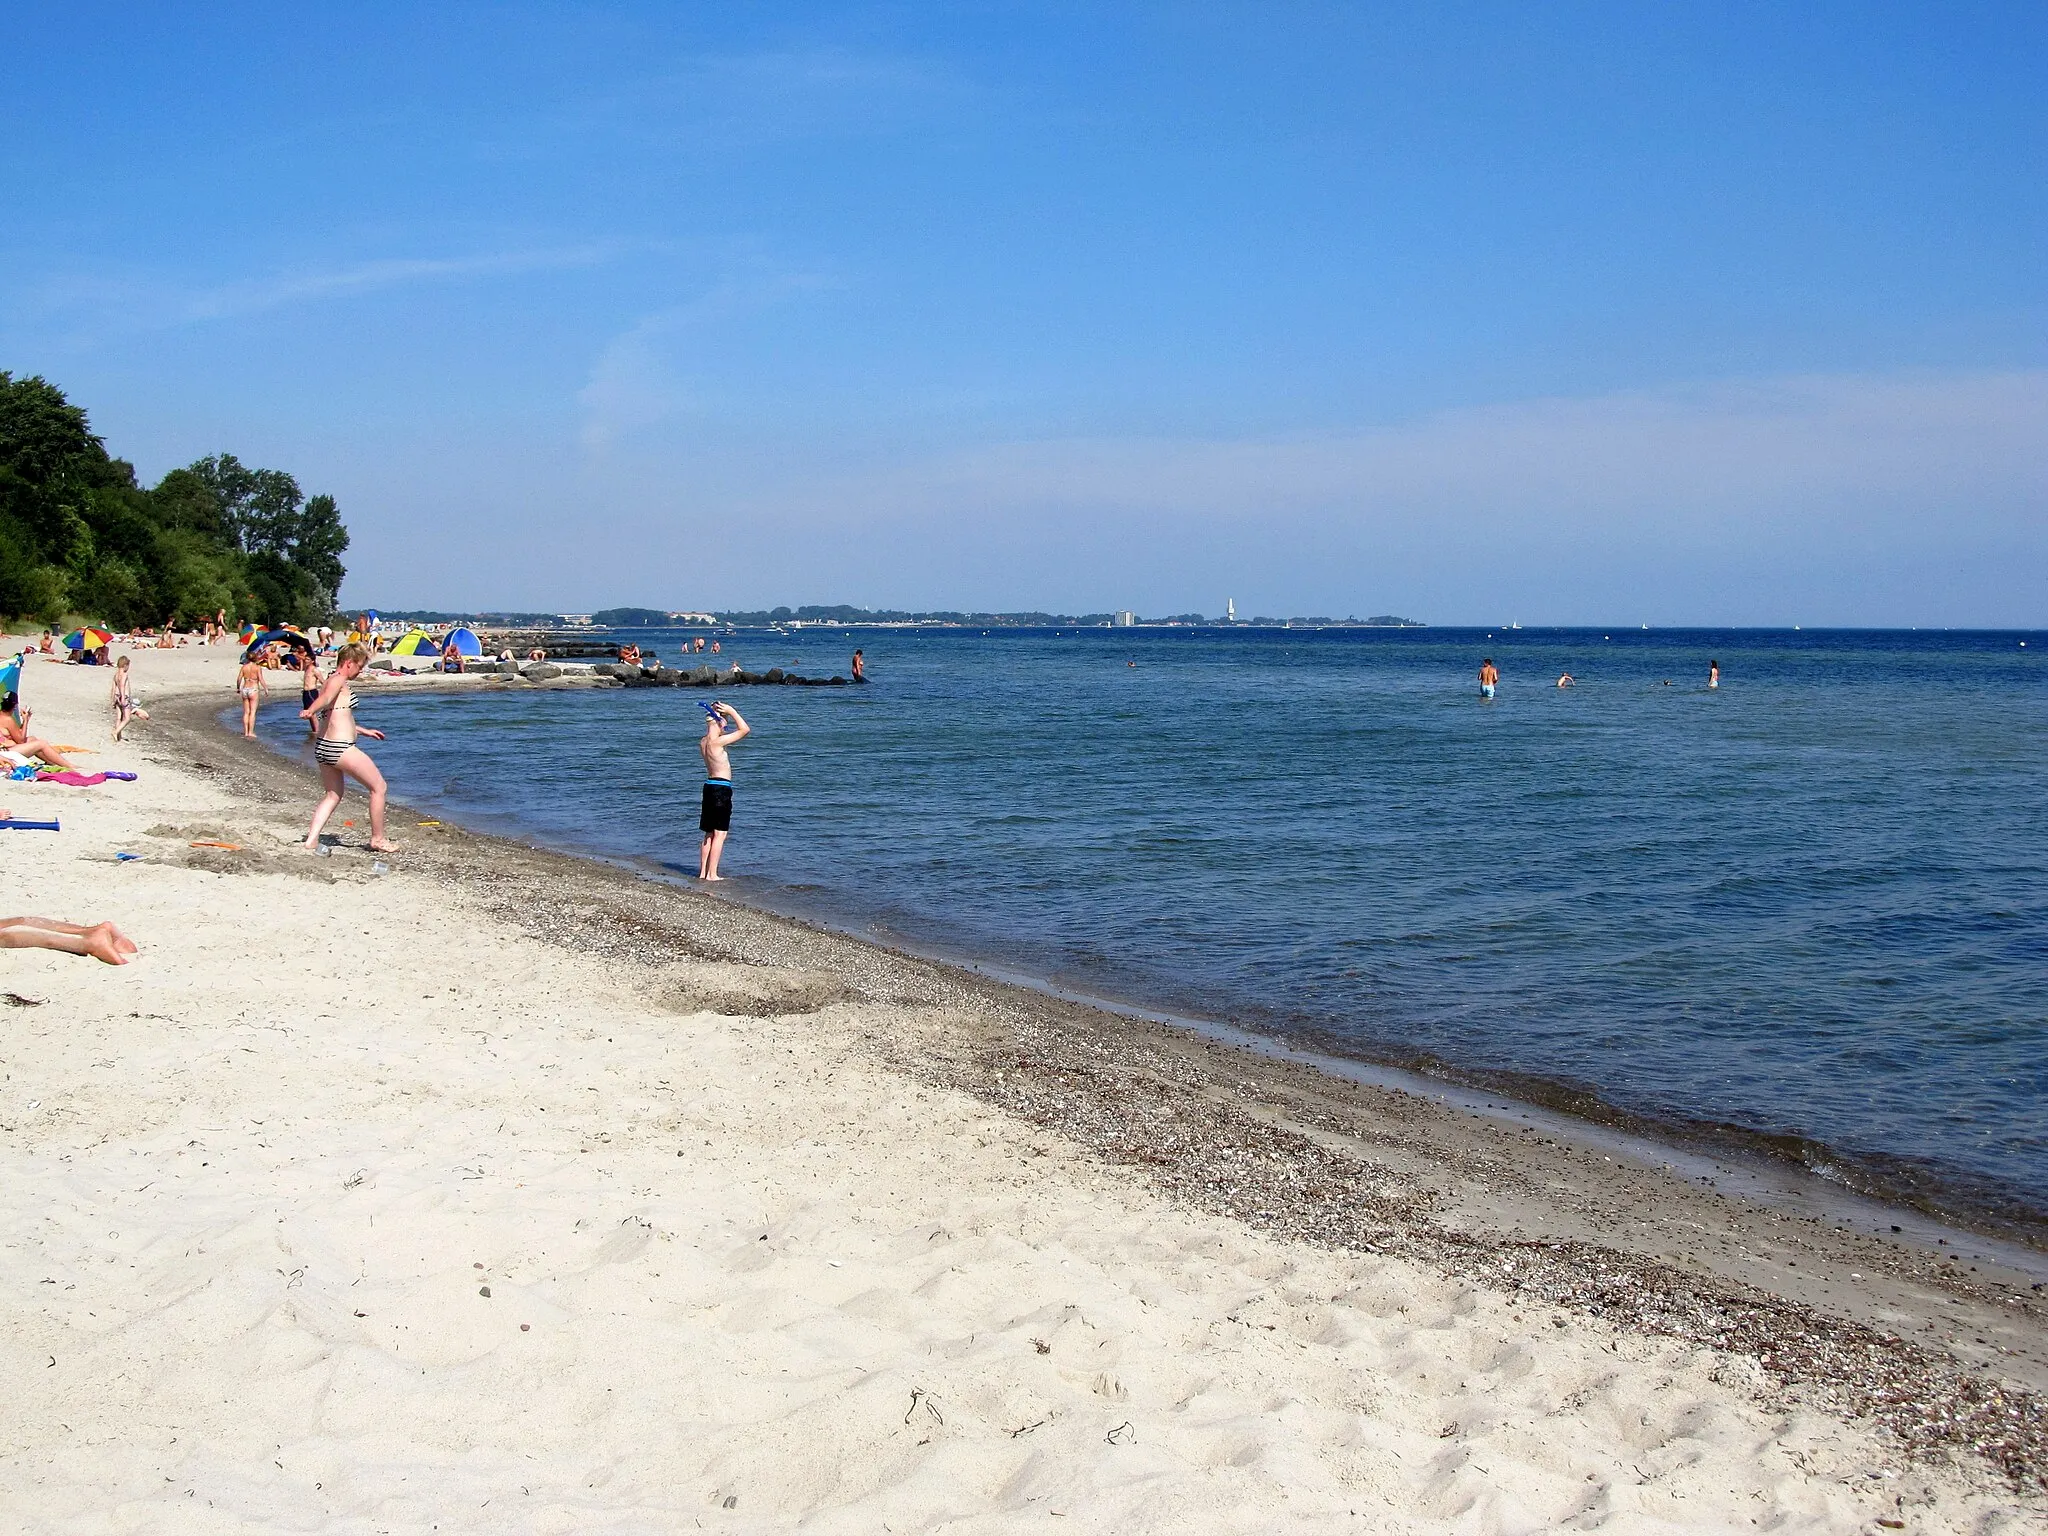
left=444, top=626, right=483, bottom=657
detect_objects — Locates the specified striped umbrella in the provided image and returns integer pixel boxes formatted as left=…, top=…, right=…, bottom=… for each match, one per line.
left=62, top=627, right=113, bottom=650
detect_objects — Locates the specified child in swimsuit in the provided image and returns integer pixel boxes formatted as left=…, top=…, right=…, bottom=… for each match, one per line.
left=237, top=656, right=266, bottom=737
left=299, top=652, right=325, bottom=739
left=110, top=655, right=148, bottom=741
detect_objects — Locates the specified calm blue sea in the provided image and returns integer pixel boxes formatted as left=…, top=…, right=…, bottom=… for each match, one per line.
left=258, top=627, right=2048, bottom=1227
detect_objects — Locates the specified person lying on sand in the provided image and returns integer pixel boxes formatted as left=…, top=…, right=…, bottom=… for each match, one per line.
left=0, top=912, right=137, bottom=965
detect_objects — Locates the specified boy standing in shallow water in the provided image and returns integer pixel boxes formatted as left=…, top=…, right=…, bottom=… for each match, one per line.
left=697, top=701, right=750, bottom=881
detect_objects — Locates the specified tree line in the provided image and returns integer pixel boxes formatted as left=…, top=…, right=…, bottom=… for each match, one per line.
left=0, top=371, right=349, bottom=629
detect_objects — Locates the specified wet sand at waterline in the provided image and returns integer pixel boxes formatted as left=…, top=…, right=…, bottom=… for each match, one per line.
left=0, top=638, right=2041, bottom=1531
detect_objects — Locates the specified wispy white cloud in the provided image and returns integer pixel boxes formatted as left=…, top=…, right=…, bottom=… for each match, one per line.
left=576, top=265, right=838, bottom=453
left=544, top=366, right=2045, bottom=623
left=4, top=244, right=619, bottom=340
left=175, top=245, right=616, bottom=324
left=804, top=368, right=2048, bottom=538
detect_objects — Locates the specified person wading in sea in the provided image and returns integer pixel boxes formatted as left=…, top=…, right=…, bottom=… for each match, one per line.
left=236, top=651, right=266, bottom=737
left=1478, top=657, right=1499, bottom=699
left=697, top=701, right=750, bottom=882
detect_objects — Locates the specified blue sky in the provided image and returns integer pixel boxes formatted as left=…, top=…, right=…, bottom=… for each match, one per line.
left=3, top=3, right=2043, bottom=623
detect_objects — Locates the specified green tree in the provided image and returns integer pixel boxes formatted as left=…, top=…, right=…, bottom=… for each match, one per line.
left=293, top=494, right=349, bottom=611
left=0, top=373, right=352, bottom=628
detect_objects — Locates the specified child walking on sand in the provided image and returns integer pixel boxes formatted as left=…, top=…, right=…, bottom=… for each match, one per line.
left=110, top=655, right=148, bottom=741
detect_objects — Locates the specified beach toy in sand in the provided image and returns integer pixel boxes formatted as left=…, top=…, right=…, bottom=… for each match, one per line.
left=115, top=852, right=141, bottom=861
left=188, top=840, right=243, bottom=851
left=0, top=819, right=60, bottom=830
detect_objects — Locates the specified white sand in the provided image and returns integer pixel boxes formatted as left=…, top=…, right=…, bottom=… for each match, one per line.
left=0, top=638, right=2033, bottom=1532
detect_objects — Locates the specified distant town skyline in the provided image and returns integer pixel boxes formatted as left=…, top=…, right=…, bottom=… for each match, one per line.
left=5, top=4, right=2043, bottom=626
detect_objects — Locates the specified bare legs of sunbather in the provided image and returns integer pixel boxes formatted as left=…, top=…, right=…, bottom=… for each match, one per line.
left=0, top=915, right=138, bottom=965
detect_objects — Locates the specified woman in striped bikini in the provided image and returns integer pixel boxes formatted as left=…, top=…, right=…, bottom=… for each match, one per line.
left=298, top=643, right=395, bottom=854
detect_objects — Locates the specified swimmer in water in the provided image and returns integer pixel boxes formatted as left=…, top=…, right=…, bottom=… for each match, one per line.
left=1557, top=673, right=1574, bottom=688
left=1708, top=659, right=1720, bottom=689
left=1478, top=658, right=1499, bottom=698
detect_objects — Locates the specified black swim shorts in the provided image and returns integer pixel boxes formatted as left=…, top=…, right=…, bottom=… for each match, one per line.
left=700, top=780, right=733, bottom=833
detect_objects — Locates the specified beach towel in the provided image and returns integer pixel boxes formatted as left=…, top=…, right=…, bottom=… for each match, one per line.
left=33, top=770, right=137, bottom=787
left=0, top=819, right=60, bottom=830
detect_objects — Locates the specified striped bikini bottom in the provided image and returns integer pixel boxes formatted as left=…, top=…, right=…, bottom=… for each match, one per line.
left=315, top=738, right=353, bottom=766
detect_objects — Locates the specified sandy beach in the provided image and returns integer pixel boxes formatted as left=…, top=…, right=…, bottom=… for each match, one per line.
left=2, top=638, right=2043, bottom=1533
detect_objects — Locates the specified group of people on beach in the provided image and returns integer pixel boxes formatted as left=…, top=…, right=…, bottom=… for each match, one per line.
left=12, top=620, right=779, bottom=968
left=2, top=657, right=139, bottom=965
left=278, top=639, right=751, bottom=875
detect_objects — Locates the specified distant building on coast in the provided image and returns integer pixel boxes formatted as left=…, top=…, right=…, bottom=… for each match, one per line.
left=1226, top=598, right=1236, bottom=622
left=1114, top=610, right=1136, bottom=627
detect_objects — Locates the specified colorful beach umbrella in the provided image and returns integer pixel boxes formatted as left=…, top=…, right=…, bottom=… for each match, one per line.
left=0, top=652, right=20, bottom=700
left=240, top=628, right=317, bottom=664
left=62, top=628, right=113, bottom=650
